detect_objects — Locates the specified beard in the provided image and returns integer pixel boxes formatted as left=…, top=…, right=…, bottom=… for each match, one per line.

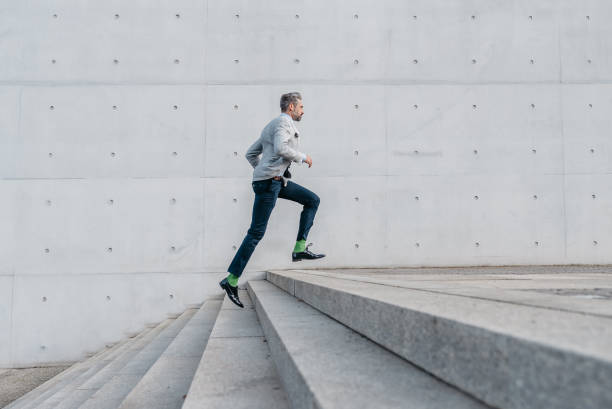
left=293, top=113, right=303, bottom=121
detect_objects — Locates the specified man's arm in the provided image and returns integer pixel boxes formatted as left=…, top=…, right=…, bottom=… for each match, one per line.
left=273, top=121, right=307, bottom=163
left=245, top=138, right=263, bottom=168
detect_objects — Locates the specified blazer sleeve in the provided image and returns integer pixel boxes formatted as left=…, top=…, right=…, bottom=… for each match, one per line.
left=273, top=120, right=307, bottom=163
left=245, top=138, right=263, bottom=168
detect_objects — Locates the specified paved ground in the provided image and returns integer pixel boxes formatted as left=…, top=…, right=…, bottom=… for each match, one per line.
left=0, top=365, right=71, bottom=408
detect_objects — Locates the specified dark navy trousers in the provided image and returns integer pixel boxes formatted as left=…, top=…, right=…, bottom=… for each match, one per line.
left=228, top=178, right=320, bottom=277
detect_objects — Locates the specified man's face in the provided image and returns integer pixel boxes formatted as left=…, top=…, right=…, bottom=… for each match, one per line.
left=289, top=100, right=304, bottom=121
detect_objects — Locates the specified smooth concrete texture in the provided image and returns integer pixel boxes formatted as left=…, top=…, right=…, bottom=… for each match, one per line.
left=118, top=298, right=222, bottom=409
left=183, top=291, right=289, bottom=409
left=3, top=0, right=612, bottom=366
left=78, top=309, right=196, bottom=409
left=267, top=269, right=612, bottom=409
left=248, top=280, right=488, bottom=409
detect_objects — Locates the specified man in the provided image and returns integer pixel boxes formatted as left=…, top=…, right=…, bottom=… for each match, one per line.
left=219, top=92, right=325, bottom=308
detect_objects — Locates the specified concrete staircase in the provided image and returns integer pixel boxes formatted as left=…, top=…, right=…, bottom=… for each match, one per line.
left=5, top=269, right=611, bottom=409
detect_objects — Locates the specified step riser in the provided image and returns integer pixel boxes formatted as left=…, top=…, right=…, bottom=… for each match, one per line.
left=268, top=272, right=612, bottom=409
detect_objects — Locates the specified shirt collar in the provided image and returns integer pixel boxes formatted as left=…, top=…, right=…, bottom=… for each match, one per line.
left=281, top=112, right=292, bottom=121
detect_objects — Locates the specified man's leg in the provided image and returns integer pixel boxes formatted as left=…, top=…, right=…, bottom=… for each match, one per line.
left=229, top=179, right=281, bottom=277
left=277, top=181, right=325, bottom=261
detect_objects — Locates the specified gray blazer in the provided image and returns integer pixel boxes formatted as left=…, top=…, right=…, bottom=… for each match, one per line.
left=245, top=113, right=307, bottom=186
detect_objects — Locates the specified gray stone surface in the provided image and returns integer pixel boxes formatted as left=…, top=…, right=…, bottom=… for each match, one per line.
left=34, top=327, right=157, bottom=409
left=8, top=331, right=148, bottom=409
left=78, top=310, right=196, bottom=409
left=118, top=299, right=222, bottom=409
left=182, top=291, right=289, bottom=409
left=0, top=366, right=70, bottom=409
left=46, top=321, right=170, bottom=409
left=285, top=266, right=612, bottom=317
left=267, top=269, right=612, bottom=409
left=3, top=342, right=117, bottom=409
left=248, top=280, right=489, bottom=409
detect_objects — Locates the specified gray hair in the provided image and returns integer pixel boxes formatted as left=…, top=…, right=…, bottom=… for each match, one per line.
left=280, top=92, right=302, bottom=112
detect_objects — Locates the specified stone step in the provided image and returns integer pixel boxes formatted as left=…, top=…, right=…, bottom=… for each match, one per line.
left=267, top=270, right=612, bottom=409
left=77, top=309, right=197, bottom=409
left=46, top=319, right=173, bottom=409
left=182, top=290, right=289, bottom=409
left=33, top=326, right=159, bottom=409
left=247, top=279, right=488, bottom=409
left=117, top=298, right=223, bottom=409
left=7, top=326, right=155, bottom=409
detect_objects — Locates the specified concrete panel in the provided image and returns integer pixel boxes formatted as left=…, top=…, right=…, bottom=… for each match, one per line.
left=0, top=181, right=18, bottom=276
left=11, top=178, right=204, bottom=275
left=17, top=86, right=205, bottom=179
left=562, top=84, right=612, bottom=174
left=1, top=2, right=206, bottom=83
left=0, top=87, right=21, bottom=179
left=0, top=276, right=14, bottom=367
left=565, top=174, right=612, bottom=264
left=386, top=174, right=566, bottom=266
left=206, top=0, right=387, bottom=83
left=385, top=0, right=560, bottom=83
left=387, top=85, right=563, bottom=176
left=8, top=272, right=223, bottom=367
left=560, top=0, right=612, bottom=82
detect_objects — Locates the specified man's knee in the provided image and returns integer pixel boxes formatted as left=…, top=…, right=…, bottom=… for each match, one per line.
left=310, top=194, right=320, bottom=209
left=247, top=226, right=266, bottom=242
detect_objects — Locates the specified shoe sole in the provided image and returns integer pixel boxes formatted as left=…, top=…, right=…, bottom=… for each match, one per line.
left=292, top=256, right=325, bottom=262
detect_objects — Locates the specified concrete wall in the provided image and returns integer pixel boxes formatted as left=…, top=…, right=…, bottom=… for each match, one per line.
left=1, top=0, right=611, bottom=366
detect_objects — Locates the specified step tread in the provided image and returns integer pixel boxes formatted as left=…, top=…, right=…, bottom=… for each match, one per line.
left=117, top=299, right=222, bottom=409
left=182, top=291, right=289, bottom=409
left=248, top=280, right=488, bottom=409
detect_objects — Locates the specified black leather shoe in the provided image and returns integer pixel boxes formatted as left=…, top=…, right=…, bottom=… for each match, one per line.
left=219, top=278, right=244, bottom=308
left=292, top=243, right=326, bottom=262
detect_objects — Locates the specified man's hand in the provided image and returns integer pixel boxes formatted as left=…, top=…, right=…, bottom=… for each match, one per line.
left=304, top=155, right=313, bottom=168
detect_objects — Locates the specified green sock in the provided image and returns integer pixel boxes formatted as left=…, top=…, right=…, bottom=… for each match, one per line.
left=293, top=240, right=306, bottom=253
left=227, top=273, right=239, bottom=287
